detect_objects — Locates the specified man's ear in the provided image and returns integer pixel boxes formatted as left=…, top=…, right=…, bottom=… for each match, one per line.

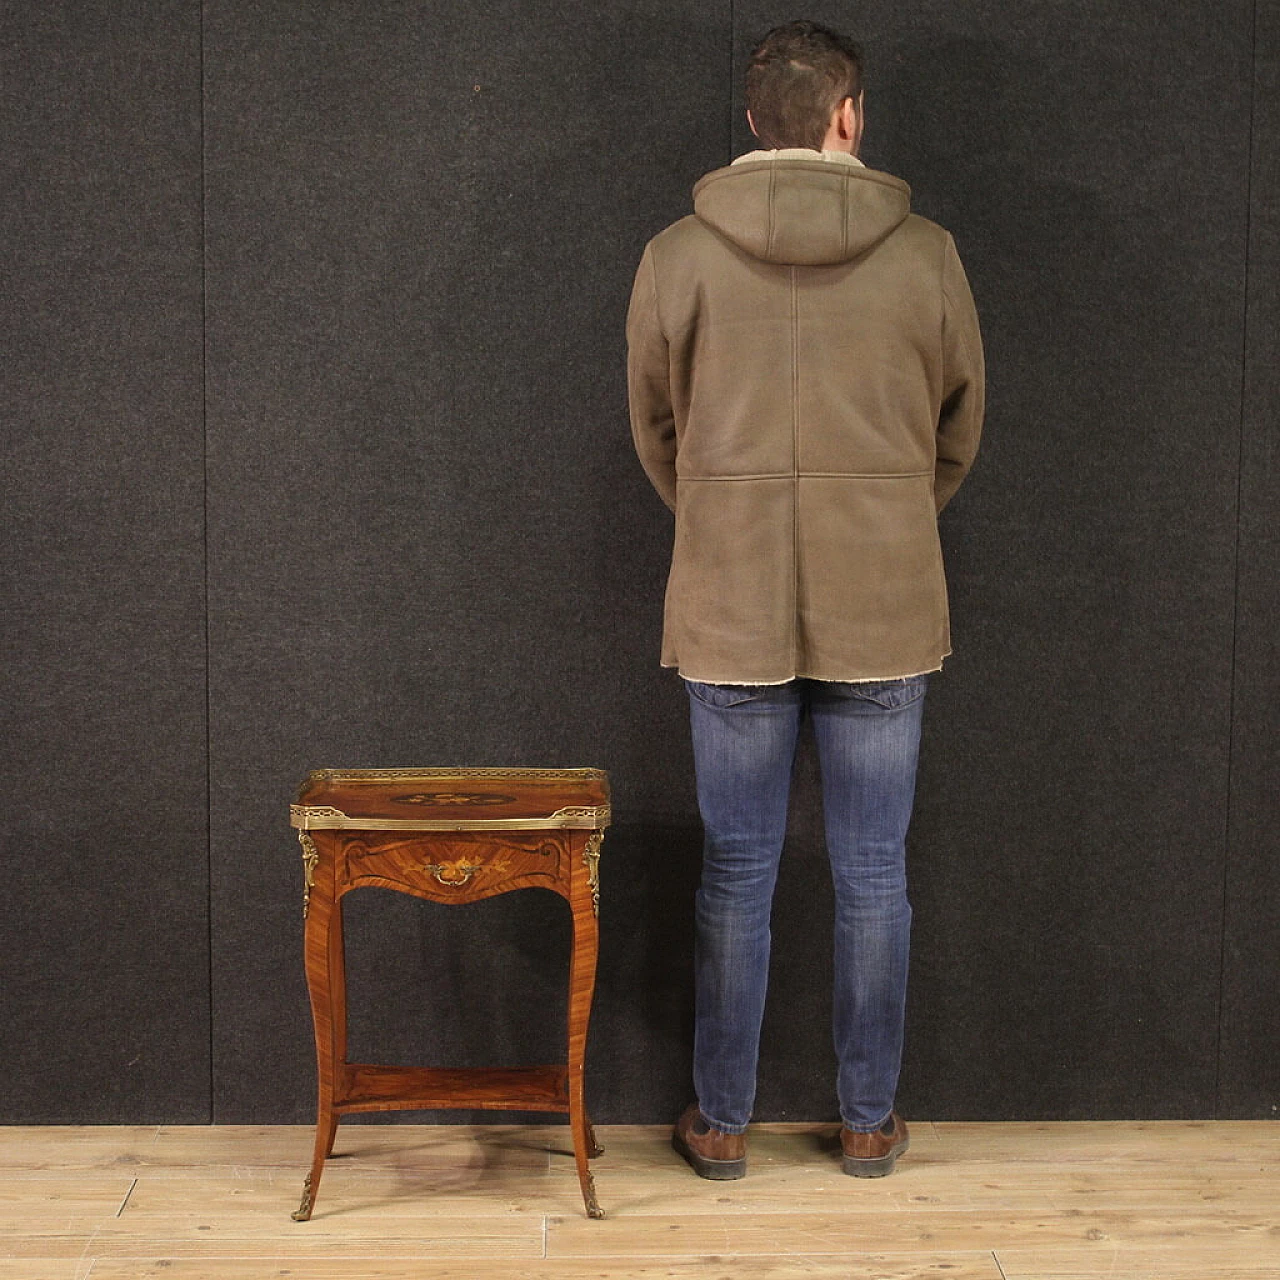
left=746, top=108, right=759, bottom=138
left=842, top=96, right=859, bottom=137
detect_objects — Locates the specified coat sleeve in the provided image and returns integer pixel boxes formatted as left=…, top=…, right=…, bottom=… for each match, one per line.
left=626, top=243, right=678, bottom=512
left=935, top=234, right=985, bottom=513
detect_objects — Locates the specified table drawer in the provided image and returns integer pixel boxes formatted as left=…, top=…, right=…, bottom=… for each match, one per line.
left=338, top=831, right=569, bottom=901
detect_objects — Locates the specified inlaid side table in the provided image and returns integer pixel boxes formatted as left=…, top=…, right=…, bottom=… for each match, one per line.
left=288, top=766, right=610, bottom=1220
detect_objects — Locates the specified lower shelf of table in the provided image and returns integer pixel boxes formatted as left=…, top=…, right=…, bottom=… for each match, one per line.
left=331, top=1063, right=572, bottom=1115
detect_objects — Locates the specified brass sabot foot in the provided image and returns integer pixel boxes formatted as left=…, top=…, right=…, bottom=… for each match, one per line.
left=583, top=1171, right=604, bottom=1219
left=290, top=1172, right=314, bottom=1222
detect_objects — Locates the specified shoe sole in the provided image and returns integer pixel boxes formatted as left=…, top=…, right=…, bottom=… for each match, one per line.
left=842, top=1136, right=909, bottom=1178
left=671, top=1132, right=747, bottom=1180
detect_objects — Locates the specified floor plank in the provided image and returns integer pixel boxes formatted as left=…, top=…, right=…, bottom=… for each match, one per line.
left=546, top=1206, right=1277, bottom=1256
left=0, top=1263, right=88, bottom=1280
left=1008, top=1273, right=1280, bottom=1280
left=931, top=1121, right=1279, bottom=1163
left=0, top=1177, right=135, bottom=1222
left=0, top=1129, right=160, bottom=1172
left=996, top=1242, right=1280, bottom=1276
left=0, top=1234, right=94, bottom=1259
left=82, top=1259, right=1005, bottom=1279
left=85, top=1215, right=544, bottom=1258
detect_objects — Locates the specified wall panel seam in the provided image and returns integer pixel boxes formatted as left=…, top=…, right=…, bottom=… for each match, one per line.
left=728, top=0, right=735, bottom=163
left=1215, top=0, right=1258, bottom=1120
left=199, top=0, right=215, bottom=1125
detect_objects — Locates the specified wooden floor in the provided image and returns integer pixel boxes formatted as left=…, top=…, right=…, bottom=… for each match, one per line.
left=0, top=1121, right=1276, bottom=1278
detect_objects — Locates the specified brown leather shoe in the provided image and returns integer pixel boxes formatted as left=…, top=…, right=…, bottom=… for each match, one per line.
left=671, top=1103, right=747, bottom=1179
left=841, top=1111, right=909, bottom=1177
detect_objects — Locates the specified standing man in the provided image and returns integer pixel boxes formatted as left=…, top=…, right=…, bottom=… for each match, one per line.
left=626, top=21, right=984, bottom=1180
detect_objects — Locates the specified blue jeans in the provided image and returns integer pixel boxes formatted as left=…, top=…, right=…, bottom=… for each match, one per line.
left=685, top=675, right=928, bottom=1135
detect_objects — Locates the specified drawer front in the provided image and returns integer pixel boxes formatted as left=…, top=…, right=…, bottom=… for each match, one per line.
left=338, top=831, right=569, bottom=902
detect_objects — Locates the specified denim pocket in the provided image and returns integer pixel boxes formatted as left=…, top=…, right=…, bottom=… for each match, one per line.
left=685, top=680, right=770, bottom=709
left=838, top=674, right=929, bottom=711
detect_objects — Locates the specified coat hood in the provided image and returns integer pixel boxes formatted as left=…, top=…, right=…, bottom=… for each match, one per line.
left=692, top=157, right=912, bottom=266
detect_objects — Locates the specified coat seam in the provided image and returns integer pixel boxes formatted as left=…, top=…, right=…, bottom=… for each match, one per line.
left=842, top=170, right=851, bottom=259
left=940, top=233, right=985, bottom=383
left=790, top=265, right=800, bottom=674
left=941, top=280, right=953, bottom=366
left=765, top=164, right=777, bottom=259
left=646, top=245, right=668, bottom=341
left=943, top=283, right=982, bottom=372
left=677, top=471, right=932, bottom=481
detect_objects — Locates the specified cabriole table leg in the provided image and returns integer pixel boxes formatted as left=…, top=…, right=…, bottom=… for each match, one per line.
left=293, top=830, right=343, bottom=1221
left=568, top=831, right=604, bottom=1218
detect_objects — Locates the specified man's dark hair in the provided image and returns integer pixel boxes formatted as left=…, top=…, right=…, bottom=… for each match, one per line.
left=745, top=21, right=864, bottom=151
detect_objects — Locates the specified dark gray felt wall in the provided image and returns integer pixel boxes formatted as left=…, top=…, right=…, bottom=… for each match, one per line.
left=2, top=0, right=1275, bottom=1123
left=1, top=3, right=209, bottom=1122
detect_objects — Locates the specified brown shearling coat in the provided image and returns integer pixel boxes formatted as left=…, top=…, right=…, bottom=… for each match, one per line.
left=626, top=154, right=985, bottom=683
